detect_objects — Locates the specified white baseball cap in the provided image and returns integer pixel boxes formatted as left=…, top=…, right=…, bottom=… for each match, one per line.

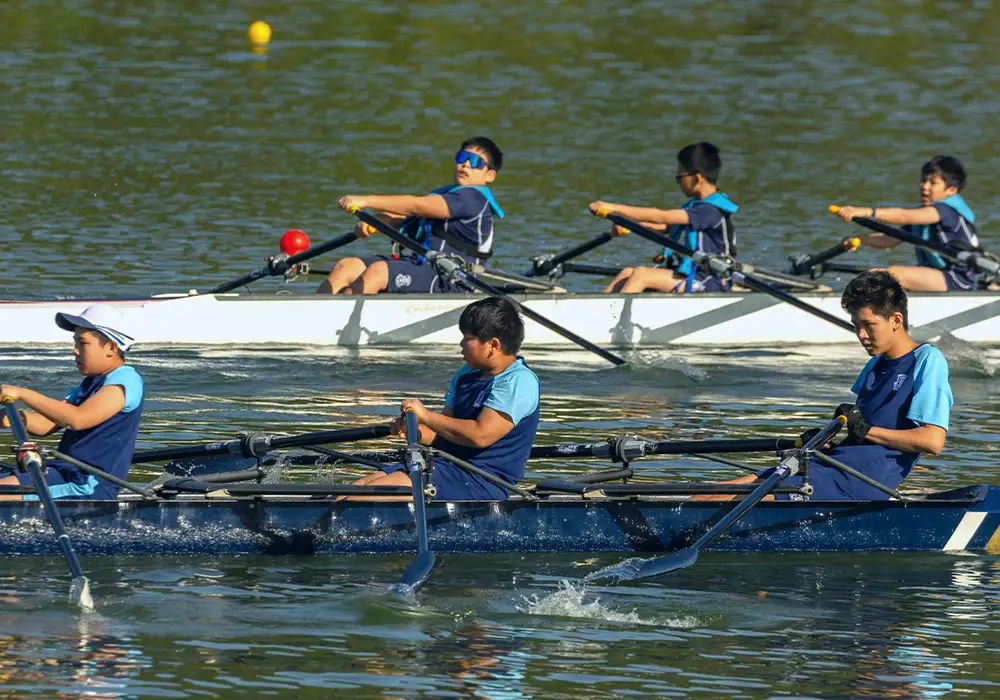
left=55, top=304, right=137, bottom=352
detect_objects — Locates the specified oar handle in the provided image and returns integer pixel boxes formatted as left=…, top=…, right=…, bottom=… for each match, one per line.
left=790, top=237, right=861, bottom=274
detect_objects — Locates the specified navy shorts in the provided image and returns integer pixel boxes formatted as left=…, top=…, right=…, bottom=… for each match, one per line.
left=362, top=255, right=470, bottom=294
left=15, top=464, right=112, bottom=500
left=381, top=456, right=510, bottom=501
left=943, top=268, right=978, bottom=291
left=671, top=272, right=727, bottom=293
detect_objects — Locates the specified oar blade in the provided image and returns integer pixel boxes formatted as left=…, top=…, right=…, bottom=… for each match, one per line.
left=70, top=576, right=95, bottom=611
left=393, top=551, right=438, bottom=596
left=585, top=548, right=698, bottom=583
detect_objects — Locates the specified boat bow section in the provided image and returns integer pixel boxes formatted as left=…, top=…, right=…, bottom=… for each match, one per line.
left=1, top=487, right=998, bottom=557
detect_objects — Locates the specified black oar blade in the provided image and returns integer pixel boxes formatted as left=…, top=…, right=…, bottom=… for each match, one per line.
left=585, top=549, right=698, bottom=583
left=393, top=551, right=439, bottom=596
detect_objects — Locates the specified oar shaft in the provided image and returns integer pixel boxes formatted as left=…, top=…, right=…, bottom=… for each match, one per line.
left=132, top=424, right=391, bottom=463
left=791, top=238, right=860, bottom=274
left=528, top=233, right=614, bottom=276
left=209, top=231, right=358, bottom=294
left=529, top=437, right=799, bottom=460
left=734, top=271, right=854, bottom=332
left=404, top=411, right=430, bottom=554
left=3, top=400, right=91, bottom=601
left=352, top=209, right=627, bottom=366
left=690, top=417, right=845, bottom=551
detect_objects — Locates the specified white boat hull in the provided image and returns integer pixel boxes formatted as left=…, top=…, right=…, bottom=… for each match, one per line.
left=2, top=292, right=999, bottom=347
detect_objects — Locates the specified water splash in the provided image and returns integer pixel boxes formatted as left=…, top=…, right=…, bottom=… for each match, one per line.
left=517, top=580, right=697, bottom=628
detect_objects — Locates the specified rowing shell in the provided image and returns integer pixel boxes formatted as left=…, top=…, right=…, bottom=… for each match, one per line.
left=2, top=485, right=998, bottom=556
left=2, top=291, right=1000, bottom=348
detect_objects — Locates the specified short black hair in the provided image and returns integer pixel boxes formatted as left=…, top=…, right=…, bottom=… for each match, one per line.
left=458, top=297, right=524, bottom=354
left=461, top=136, right=503, bottom=171
left=921, top=155, right=966, bottom=191
left=841, top=270, right=909, bottom=330
left=677, top=141, right=722, bottom=184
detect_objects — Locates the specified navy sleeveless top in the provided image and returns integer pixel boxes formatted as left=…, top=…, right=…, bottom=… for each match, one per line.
left=399, top=185, right=504, bottom=262
left=818, top=345, right=951, bottom=500
left=908, top=195, right=978, bottom=271
left=50, top=366, right=144, bottom=499
left=432, top=358, right=539, bottom=499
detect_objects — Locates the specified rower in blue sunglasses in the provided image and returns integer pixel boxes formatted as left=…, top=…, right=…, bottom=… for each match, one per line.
left=319, top=136, right=505, bottom=296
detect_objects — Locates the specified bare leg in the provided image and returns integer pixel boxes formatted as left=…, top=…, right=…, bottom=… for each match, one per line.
left=0, top=474, right=23, bottom=501
left=874, top=266, right=948, bottom=292
left=618, top=267, right=687, bottom=294
left=342, top=469, right=413, bottom=502
left=317, top=257, right=367, bottom=294
left=603, top=267, right=635, bottom=293
left=689, top=474, right=775, bottom=502
left=349, top=260, right=390, bottom=295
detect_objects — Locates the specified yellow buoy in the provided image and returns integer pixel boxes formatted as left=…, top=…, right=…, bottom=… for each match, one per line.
left=248, top=20, right=272, bottom=46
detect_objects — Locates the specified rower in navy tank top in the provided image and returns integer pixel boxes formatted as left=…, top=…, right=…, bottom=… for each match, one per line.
left=592, top=141, right=739, bottom=294
left=351, top=297, right=540, bottom=501
left=318, top=136, right=504, bottom=296
left=0, top=304, right=144, bottom=501
left=832, top=155, right=982, bottom=292
left=702, top=271, right=951, bottom=501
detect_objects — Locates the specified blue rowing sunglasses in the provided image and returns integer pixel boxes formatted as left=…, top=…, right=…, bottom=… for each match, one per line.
left=455, top=150, right=490, bottom=170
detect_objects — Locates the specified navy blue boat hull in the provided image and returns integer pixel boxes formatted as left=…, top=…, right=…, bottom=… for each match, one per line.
left=2, top=485, right=998, bottom=557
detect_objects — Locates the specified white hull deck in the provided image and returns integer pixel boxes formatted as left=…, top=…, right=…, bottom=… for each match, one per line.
left=2, top=291, right=999, bottom=348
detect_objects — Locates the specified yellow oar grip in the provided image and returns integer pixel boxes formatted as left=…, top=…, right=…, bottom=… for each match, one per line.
left=846, top=237, right=861, bottom=251
left=0, top=396, right=14, bottom=405
left=836, top=414, right=848, bottom=426
left=348, top=205, right=361, bottom=214
left=828, top=205, right=841, bottom=214
left=596, top=208, right=611, bottom=218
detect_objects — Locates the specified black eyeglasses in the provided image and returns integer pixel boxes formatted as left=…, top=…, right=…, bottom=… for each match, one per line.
left=675, top=172, right=697, bottom=183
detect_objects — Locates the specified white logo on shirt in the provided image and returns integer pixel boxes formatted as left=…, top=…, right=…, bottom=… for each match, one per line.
left=395, top=273, right=412, bottom=288
left=893, top=374, right=907, bottom=391
left=474, top=389, right=487, bottom=407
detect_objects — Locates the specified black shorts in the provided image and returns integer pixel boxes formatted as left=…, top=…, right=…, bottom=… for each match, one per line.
left=362, top=255, right=472, bottom=294
left=943, top=268, right=978, bottom=291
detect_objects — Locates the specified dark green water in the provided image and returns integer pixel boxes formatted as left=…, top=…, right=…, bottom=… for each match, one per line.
left=2, top=1, right=1000, bottom=697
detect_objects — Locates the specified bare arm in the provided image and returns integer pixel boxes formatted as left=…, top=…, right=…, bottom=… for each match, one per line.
left=0, top=406, right=60, bottom=436
left=3, top=385, right=126, bottom=432
left=341, top=195, right=451, bottom=219
left=865, top=424, right=946, bottom=455
left=590, top=201, right=690, bottom=227
left=417, top=406, right=515, bottom=449
left=837, top=205, right=941, bottom=227
left=858, top=233, right=903, bottom=250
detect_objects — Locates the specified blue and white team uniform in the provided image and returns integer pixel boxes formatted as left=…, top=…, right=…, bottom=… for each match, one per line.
left=763, top=344, right=952, bottom=500
left=908, top=194, right=980, bottom=291
left=17, top=366, right=144, bottom=500
left=383, top=358, right=540, bottom=500
left=661, top=192, right=738, bottom=292
left=364, top=185, right=504, bottom=294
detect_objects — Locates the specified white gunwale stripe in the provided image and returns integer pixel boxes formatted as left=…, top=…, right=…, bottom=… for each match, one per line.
left=942, top=512, right=988, bottom=551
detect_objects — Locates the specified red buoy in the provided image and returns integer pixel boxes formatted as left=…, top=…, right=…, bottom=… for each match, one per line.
left=279, top=229, right=310, bottom=256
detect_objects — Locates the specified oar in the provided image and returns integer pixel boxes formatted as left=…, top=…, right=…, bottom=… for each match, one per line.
left=530, top=436, right=799, bottom=460
left=787, top=237, right=862, bottom=275
left=394, top=410, right=437, bottom=595
left=132, top=425, right=391, bottom=464
left=208, top=231, right=358, bottom=294
left=526, top=232, right=614, bottom=277
left=348, top=207, right=627, bottom=366
left=829, top=206, right=1000, bottom=278
left=585, top=415, right=847, bottom=583
left=598, top=211, right=854, bottom=333
left=2, top=397, right=94, bottom=610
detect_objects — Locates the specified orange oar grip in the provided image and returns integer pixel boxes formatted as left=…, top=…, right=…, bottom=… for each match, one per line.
left=828, top=205, right=841, bottom=214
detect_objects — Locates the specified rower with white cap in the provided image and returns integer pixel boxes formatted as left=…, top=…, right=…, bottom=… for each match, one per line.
left=1, top=304, right=144, bottom=501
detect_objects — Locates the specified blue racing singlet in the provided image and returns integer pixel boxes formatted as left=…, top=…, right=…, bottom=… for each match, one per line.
left=910, top=194, right=978, bottom=271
